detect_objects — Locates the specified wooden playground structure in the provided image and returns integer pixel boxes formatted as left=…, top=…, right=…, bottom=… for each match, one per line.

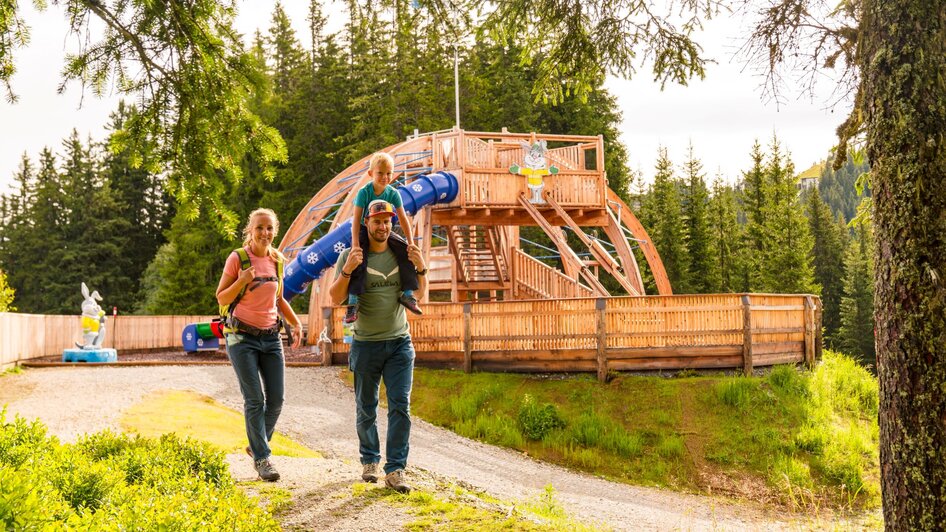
left=279, top=128, right=821, bottom=377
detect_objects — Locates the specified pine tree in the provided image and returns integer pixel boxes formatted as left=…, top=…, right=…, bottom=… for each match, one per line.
left=101, top=103, right=173, bottom=312
left=54, top=131, right=135, bottom=314
left=838, top=218, right=875, bottom=367
left=708, top=175, right=742, bottom=293
left=7, top=148, right=65, bottom=313
left=0, top=154, right=33, bottom=277
left=758, top=136, right=817, bottom=293
left=648, top=148, right=689, bottom=292
left=680, top=144, right=717, bottom=292
left=137, top=211, right=233, bottom=315
left=740, top=140, right=767, bottom=290
left=818, top=149, right=871, bottom=221
left=805, top=186, right=846, bottom=344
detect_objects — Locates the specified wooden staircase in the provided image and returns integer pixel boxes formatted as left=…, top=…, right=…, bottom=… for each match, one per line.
left=448, top=225, right=509, bottom=286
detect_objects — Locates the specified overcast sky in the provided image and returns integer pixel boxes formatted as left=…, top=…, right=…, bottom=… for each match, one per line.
left=0, top=2, right=849, bottom=197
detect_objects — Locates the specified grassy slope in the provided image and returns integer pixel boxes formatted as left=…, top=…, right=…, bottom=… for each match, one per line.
left=115, top=389, right=597, bottom=530
left=409, top=351, right=879, bottom=510
left=120, top=390, right=320, bottom=458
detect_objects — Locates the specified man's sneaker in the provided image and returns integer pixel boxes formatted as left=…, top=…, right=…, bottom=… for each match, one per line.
left=398, top=294, right=423, bottom=315
left=384, top=469, right=411, bottom=493
left=361, top=462, right=381, bottom=482
left=244, top=446, right=253, bottom=458
left=343, top=304, right=358, bottom=324
left=254, top=457, right=280, bottom=482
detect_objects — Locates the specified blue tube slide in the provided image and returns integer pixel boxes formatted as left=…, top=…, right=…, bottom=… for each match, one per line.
left=282, top=171, right=459, bottom=300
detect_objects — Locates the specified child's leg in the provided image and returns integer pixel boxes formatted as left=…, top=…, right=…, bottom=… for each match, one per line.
left=387, top=233, right=419, bottom=292
left=347, top=227, right=371, bottom=296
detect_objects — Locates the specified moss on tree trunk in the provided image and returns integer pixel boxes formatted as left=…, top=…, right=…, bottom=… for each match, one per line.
left=865, top=1, right=946, bottom=528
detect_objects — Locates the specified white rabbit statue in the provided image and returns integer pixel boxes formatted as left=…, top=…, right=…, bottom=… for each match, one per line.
left=509, top=140, right=559, bottom=203
left=76, top=282, right=106, bottom=349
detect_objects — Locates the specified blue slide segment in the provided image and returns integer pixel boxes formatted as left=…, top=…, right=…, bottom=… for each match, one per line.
left=282, top=171, right=459, bottom=300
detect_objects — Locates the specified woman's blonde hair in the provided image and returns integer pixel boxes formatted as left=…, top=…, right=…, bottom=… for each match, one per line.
left=369, top=152, right=394, bottom=173
left=242, top=208, right=285, bottom=261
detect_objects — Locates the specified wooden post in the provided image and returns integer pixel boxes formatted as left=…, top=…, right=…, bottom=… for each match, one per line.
left=463, top=303, right=472, bottom=373
left=596, top=298, right=608, bottom=382
left=815, top=298, right=824, bottom=360
left=741, top=295, right=753, bottom=376
left=321, top=307, right=334, bottom=366
left=803, top=296, right=815, bottom=368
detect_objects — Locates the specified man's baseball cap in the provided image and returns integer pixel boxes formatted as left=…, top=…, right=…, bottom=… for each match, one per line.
left=367, top=199, right=396, bottom=218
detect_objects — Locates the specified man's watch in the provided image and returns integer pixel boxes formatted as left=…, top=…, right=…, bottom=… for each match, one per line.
left=415, top=267, right=428, bottom=276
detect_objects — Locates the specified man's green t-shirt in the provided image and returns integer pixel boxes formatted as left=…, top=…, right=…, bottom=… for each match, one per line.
left=335, top=247, right=409, bottom=341
left=354, top=183, right=403, bottom=220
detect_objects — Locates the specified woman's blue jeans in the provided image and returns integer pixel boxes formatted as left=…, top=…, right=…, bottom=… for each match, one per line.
left=349, top=336, right=415, bottom=474
left=226, top=332, right=284, bottom=461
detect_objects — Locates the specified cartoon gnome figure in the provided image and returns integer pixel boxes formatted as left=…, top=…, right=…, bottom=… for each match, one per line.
left=509, top=140, right=559, bottom=203
left=76, top=282, right=107, bottom=349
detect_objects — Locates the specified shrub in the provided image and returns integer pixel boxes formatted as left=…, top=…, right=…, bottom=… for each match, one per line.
left=0, top=466, right=68, bottom=529
left=0, top=413, right=279, bottom=529
left=517, top=395, right=565, bottom=441
left=0, top=409, right=55, bottom=468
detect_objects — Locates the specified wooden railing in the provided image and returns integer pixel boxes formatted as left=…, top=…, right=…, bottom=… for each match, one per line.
left=0, top=313, right=220, bottom=367
left=427, top=129, right=608, bottom=209
left=511, top=248, right=595, bottom=299
left=0, top=313, right=298, bottom=367
left=321, top=294, right=821, bottom=379
left=461, top=170, right=605, bottom=207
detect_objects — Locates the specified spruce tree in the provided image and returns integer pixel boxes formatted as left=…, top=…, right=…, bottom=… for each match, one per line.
left=708, top=175, right=742, bottom=293
left=758, top=136, right=817, bottom=294
left=56, top=131, right=135, bottom=314
left=648, top=148, right=689, bottom=292
left=818, top=149, right=870, bottom=221
left=740, top=140, right=767, bottom=290
left=680, top=144, right=717, bottom=292
left=8, top=148, right=65, bottom=313
left=101, top=103, right=173, bottom=312
left=838, top=219, right=875, bottom=367
left=137, top=211, right=233, bottom=315
left=805, top=186, right=846, bottom=344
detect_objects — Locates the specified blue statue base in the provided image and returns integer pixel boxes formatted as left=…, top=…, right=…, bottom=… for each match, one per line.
left=62, top=348, right=117, bottom=363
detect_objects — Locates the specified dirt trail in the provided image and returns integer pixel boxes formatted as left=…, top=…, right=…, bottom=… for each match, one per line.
left=1, top=366, right=820, bottom=530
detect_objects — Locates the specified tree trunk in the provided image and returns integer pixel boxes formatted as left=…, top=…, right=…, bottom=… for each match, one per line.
left=865, top=1, right=946, bottom=528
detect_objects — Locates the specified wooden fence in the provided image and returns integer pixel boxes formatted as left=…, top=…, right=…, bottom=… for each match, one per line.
left=321, top=294, right=822, bottom=380
left=0, top=313, right=216, bottom=368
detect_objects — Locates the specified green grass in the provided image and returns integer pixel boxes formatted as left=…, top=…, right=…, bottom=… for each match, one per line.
left=409, top=350, right=879, bottom=510
left=350, top=481, right=603, bottom=531
left=120, top=390, right=320, bottom=458
left=411, top=370, right=690, bottom=489
left=0, top=366, right=22, bottom=377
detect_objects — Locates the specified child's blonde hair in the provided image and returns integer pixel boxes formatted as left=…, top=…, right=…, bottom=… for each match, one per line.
left=369, top=152, right=394, bottom=173
left=241, top=208, right=285, bottom=261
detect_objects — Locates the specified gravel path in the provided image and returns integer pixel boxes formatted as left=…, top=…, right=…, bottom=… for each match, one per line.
left=1, top=366, right=824, bottom=530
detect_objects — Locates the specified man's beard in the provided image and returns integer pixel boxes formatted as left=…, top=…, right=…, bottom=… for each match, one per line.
left=369, top=228, right=389, bottom=243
